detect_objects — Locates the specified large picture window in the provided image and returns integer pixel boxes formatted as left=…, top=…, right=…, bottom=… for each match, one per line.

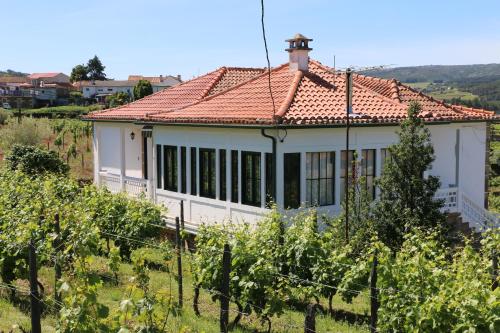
left=190, top=147, right=197, bottom=195
left=361, top=149, right=376, bottom=200
left=163, top=145, right=177, bottom=191
left=199, top=148, right=216, bottom=198
left=219, top=149, right=226, bottom=201
left=231, top=150, right=238, bottom=203
left=156, top=144, right=162, bottom=189
left=242, top=151, right=261, bottom=207
left=340, top=150, right=355, bottom=202
left=284, top=153, right=301, bottom=209
left=306, top=152, right=335, bottom=206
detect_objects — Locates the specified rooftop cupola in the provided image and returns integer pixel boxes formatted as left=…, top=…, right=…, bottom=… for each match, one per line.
left=286, top=33, right=313, bottom=72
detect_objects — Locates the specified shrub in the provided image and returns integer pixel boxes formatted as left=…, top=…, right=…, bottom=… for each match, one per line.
left=0, top=109, right=9, bottom=125
left=5, top=144, right=69, bottom=175
left=0, top=117, right=50, bottom=150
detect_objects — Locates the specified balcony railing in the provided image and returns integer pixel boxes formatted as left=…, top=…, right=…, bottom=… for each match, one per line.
left=98, top=172, right=151, bottom=199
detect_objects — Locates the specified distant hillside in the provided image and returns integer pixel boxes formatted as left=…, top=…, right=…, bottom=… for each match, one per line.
left=362, top=64, right=500, bottom=83
left=0, top=69, right=28, bottom=77
left=363, top=64, right=500, bottom=112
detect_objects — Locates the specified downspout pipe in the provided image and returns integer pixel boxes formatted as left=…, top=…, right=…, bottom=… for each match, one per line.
left=261, top=128, right=276, bottom=205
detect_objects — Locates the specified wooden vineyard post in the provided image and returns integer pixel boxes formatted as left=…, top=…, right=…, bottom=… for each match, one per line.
left=29, top=238, right=42, bottom=333
left=370, top=250, right=379, bottom=333
left=220, top=243, right=231, bottom=333
left=54, top=213, right=62, bottom=311
left=175, top=217, right=183, bottom=308
left=180, top=200, right=186, bottom=251
left=493, top=250, right=498, bottom=291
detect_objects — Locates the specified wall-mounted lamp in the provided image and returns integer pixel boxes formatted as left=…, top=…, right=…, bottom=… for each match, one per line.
left=130, top=132, right=135, bottom=140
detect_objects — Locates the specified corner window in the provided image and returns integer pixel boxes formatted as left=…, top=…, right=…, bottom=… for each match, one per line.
left=180, top=147, right=187, bottom=194
left=265, top=153, right=275, bottom=207
left=306, top=152, right=335, bottom=206
left=340, top=150, right=355, bottom=202
left=241, top=151, right=261, bottom=207
left=361, top=149, right=376, bottom=200
left=199, top=148, right=216, bottom=199
left=284, top=153, right=301, bottom=209
left=163, top=146, right=177, bottom=191
left=156, top=144, right=162, bottom=188
left=190, top=148, right=197, bottom=195
left=219, top=149, right=226, bottom=201
left=231, top=150, right=238, bottom=203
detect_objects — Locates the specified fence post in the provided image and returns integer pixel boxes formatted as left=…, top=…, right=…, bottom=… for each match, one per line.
left=175, top=217, right=183, bottom=308
left=370, top=250, right=379, bottom=333
left=220, top=243, right=231, bottom=333
left=493, top=250, right=498, bottom=291
left=180, top=200, right=186, bottom=251
left=54, top=214, right=62, bottom=311
left=29, top=238, right=42, bottom=333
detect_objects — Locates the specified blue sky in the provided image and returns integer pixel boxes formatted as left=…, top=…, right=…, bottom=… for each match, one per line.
left=2, top=0, right=500, bottom=79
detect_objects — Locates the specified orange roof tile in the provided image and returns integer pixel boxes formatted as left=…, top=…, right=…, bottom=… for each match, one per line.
left=86, top=59, right=496, bottom=125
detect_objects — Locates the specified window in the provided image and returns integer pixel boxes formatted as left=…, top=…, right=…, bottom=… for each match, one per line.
left=265, top=153, right=275, bottom=207
left=199, top=148, right=216, bottom=198
left=180, top=147, right=187, bottom=194
left=361, top=149, right=376, bottom=200
left=190, top=147, right=197, bottom=195
left=380, top=148, right=392, bottom=173
left=306, top=152, right=335, bottom=206
left=219, top=149, right=226, bottom=201
left=85, top=88, right=90, bottom=91
left=107, top=88, right=113, bottom=92
left=156, top=144, right=162, bottom=188
left=231, top=150, right=238, bottom=203
left=340, top=150, right=355, bottom=202
left=241, top=151, right=261, bottom=207
left=284, top=153, right=301, bottom=209
left=163, top=146, right=177, bottom=191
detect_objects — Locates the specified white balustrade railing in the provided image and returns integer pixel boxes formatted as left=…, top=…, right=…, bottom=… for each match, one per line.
left=434, top=187, right=499, bottom=232
left=461, top=193, right=500, bottom=231
left=99, top=172, right=121, bottom=193
left=435, top=187, right=459, bottom=213
left=99, top=172, right=151, bottom=199
left=124, top=177, right=148, bottom=198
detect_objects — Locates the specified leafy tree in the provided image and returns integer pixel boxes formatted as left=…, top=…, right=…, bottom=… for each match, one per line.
left=374, top=101, right=445, bottom=251
left=106, top=92, right=130, bottom=108
left=70, top=64, right=89, bottom=83
left=5, top=144, right=69, bottom=176
left=87, top=55, right=107, bottom=81
left=133, top=79, right=153, bottom=100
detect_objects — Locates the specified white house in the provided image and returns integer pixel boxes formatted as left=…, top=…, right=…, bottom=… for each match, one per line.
left=128, top=75, right=182, bottom=93
left=85, top=34, right=498, bottom=232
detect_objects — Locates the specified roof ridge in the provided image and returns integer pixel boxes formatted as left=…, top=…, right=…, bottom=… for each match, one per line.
left=276, top=70, right=304, bottom=120
left=147, top=63, right=290, bottom=119
left=225, top=66, right=267, bottom=71
left=200, top=67, right=227, bottom=98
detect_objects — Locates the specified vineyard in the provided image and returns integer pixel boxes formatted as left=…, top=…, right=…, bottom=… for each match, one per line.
left=0, top=168, right=498, bottom=332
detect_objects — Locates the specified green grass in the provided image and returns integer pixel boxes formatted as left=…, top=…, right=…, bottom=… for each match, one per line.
left=406, top=81, right=431, bottom=89
left=0, top=251, right=369, bottom=332
left=429, top=88, right=478, bottom=101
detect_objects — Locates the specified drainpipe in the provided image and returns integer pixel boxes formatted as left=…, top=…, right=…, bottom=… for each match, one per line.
left=261, top=128, right=276, bottom=205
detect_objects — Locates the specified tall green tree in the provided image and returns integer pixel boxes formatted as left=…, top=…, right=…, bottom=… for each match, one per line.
left=106, top=92, right=130, bottom=108
left=133, top=79, right=153, bottom=100
left=87, top=55, right=107, bottom=81
left=374, top=101, right=445, bottom=251
left=70, top=64, right=89, bottom=83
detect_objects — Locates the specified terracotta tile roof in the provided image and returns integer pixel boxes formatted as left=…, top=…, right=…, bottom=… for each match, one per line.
left=87, top=67, right=265, bottom=120
left=28, top=72, right=63, bottom=79
left=0, top=76, right=28, bottom=84
left=86, top=59, right=496, bottom=124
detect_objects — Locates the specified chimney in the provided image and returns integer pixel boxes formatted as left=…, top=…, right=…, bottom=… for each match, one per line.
left=286, top=33, right=313, bottom=72
left=177, top=74, right=182, bottom=81
left=159, top=74, right=163, bottom=82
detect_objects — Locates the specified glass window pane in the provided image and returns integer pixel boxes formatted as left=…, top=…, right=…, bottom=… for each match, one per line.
left=311, top=179, right=319, bottom=206
left=306, top=153, right=312, bottom=179
left=311, top=153, right=319, bottom=179
left=320, top=152, right=327, bottom=178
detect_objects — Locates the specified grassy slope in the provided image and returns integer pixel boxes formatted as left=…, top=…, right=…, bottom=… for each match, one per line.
left=0, top=252, right=369, bottom=333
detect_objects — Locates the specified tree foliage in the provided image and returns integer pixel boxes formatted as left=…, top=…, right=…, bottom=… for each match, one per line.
left=5, top=144, right=69, bottom=175
left=106, top=92, right=130, bottom=108
left=374, top=101, right=445, bottom=251
left=133, top=79, right=153, bottom=100
left=70, top=64, right=89, bottom=83
left=86, top=55, right=107, bottom=81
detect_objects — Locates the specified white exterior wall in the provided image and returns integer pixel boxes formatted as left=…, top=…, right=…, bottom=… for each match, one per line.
left=82, top=86, right=133, bottom=99
left=94, top=121, right=488, bottom=227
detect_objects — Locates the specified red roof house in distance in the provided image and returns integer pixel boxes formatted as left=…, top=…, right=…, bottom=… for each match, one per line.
left=85, top=34, right=497, bottom=232
left=27, top=72, right=70, bottom=86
